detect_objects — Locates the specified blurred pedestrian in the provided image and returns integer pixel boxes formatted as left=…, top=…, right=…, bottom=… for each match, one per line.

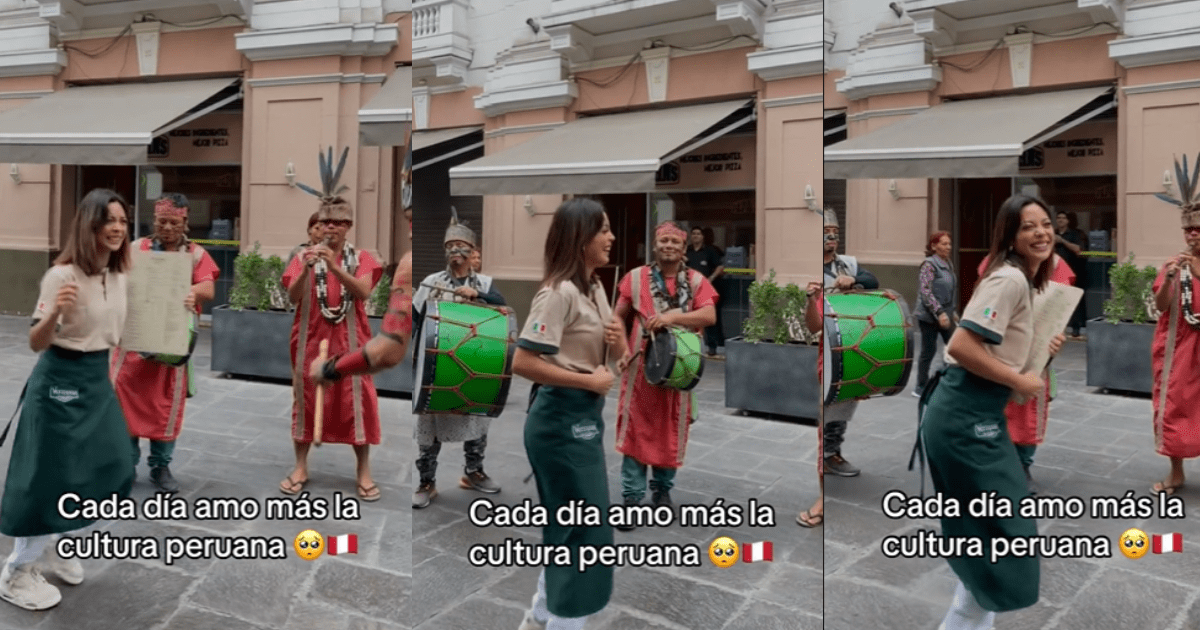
left=914, top=231, right=957, bottom=398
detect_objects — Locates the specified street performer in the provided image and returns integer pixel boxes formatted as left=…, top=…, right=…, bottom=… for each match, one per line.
left=612, top=220, right=717, bottom=528
left=1150, top=153, right=1200, bottom=497
left=111, top=193, right=219, bottom=494
left=411, top=209, right=506, bottom=508
left=280, top=148, right=384, bottom=501
left=310, top=143, right=412, bottom=386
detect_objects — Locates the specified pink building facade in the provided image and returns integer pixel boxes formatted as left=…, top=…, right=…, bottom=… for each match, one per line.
left=825, top=0, right=1200, bottom=315
left=411, top=0, right=824, bottom=327
left=0, top=0, right=412, bottom=314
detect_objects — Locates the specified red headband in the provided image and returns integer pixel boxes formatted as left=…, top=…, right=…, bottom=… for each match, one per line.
left=655, top=222, right=686, bottom=240
left=155, top=198, right=187, bottom=218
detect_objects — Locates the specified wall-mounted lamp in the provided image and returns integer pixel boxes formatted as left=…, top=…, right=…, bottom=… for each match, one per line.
left=803, top=184, right=818, bottom=211
left=285, top=162, right=296, bottom=187
left=887, top=179, right=900, bottom=201
left=8, top=164, right=19, bottom=185
left=524, top=195, right=535, bottom=217
left=1164, top=169, right=1174, bottom=193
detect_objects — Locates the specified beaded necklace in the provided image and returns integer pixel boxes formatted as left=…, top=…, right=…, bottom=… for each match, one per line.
left=314, top=243, right=358, bottom=325
left=1180, top=265, right=1200, bottom=329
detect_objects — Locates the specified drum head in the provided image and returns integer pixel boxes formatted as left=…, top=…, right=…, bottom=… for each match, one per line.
left=413, top=301, right=516, bottom=416
left=822, top=296, right=840, bottom=405
left=412, top=301, right=439, bottom=413
left=823, top=290, right=915, bottom=404
left=643, top=329, right=676, bottom=386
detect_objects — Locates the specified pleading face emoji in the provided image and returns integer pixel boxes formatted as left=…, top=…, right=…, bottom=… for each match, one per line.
left=294, top=530, right=324, bottom=561
left=1119, top=528, right=1148, bottom=560
left=708, top=537, right=739, bottom=568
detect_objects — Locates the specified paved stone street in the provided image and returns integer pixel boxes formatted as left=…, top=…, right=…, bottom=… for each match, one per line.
left=410, top=358, right=822, bottom=630
left=825, top=334, right=1200, bottom=630
left=0, top=315, right=411, bottom=630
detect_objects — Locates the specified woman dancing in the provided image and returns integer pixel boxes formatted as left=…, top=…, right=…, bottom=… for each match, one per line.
left=0, top=189, right=136, bottom=610
left=920, top=194, right=1064, bottom=630
left=513, top=198, right=626, bottom=630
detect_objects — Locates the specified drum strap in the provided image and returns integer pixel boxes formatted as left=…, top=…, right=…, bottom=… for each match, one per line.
left=0, top=381, right=28, bottom=448
left=907, top=367, right=946, bottom=498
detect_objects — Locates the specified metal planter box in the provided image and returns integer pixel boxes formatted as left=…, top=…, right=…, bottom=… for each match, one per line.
left=724, top=337, right=819, bottom=419
left=1085, top=317, right=1154, bottom=394
left=211, top=305, right=411, bottom=395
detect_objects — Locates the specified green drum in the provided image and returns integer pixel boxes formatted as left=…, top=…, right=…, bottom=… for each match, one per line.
left=643, top=327, right=704, bottom=391
left=823, top=290, right=914, bottom=405
left=141, top=316, right=197, bottom=367
left=414, top=301, right=517, bottom=416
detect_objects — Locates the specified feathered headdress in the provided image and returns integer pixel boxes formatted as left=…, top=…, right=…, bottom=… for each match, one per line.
left=444, top=206, right=476, bottom=247
left=296, top=146, right=352, bottom=218
left=1155, top=153, right=1200, bottom=228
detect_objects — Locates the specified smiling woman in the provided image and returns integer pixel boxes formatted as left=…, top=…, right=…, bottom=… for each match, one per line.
left=0, top=189, right=136, bottom=612
left=916, top=193, right=1066, bottom=628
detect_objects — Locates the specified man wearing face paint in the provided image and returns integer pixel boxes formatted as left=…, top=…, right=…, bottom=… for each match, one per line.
left=411, top=210, right=507, bottom=508
left=612, top=221, right=717, bottom=528
left=111, top=193, right=220, bottom=493
left=822, top=208, right=878, bottom=479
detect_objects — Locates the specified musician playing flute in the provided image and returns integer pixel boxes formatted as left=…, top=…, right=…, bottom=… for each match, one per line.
left=110, top=193, right=219, bottom=494
left=411, top=211, right=506, bottom=509
left=310, top=201, right=412, bottom=383
left=612, top=221, right=717, bottom=529
left=1150, top=154, right=1200, bottom=497
left=280, top=151, right=384, bottom=501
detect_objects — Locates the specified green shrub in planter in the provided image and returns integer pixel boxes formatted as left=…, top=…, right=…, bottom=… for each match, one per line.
left=1103, top=254, right=1159, bottom=324
left=744, top=270, right=818, bottom=344
left=368, top=263, right=394, bottom=317
left=228, top=242, right=290, bottom=312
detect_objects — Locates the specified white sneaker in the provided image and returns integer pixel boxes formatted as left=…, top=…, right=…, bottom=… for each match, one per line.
left=519, top=589, right=547, bottom=630
left=40, top=546, right=83, bottom=585
left=0, top=564, right=62, bottom=610
left=517, top=613, right=546, bottom=630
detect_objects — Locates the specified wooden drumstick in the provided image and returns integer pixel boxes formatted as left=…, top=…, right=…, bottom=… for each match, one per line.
left=602, top=267, right=621, bottom=368
left=313, top=339, right=329, bottom=447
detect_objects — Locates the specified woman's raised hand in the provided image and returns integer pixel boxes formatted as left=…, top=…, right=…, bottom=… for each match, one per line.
left=54, top=283, right=79, bottom=316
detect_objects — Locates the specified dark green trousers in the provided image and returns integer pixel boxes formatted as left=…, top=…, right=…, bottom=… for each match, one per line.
left=524, top=386, right=613, bottom=618
left=921, top=366, right=1039, bottom=612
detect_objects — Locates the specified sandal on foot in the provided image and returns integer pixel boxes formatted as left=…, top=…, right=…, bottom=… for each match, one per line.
left=796, top=510, right=823, bottom=528
left=357, top=484, right=381, bottom=502
left=279, top=475, right=307, bottom=495
left=1152, top=480, right=1183, bottom=496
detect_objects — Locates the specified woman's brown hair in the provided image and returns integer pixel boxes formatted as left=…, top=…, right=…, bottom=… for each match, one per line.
left=543, top=198, right=607, bottom=293
left=55, top=188, right=131, bottom=275
left=980, top=193, right=1053, bottom=291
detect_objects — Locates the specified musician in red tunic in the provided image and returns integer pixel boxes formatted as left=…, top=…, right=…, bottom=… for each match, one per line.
left=612, top=221, right=717, bottom=528
left=110, top=194, right=219, bottom=493
left=1151, top=154, right=1200, bottom=496
left=280, top=194, right=384, bottom=501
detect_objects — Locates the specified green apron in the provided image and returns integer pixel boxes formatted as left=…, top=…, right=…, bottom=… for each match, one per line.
left=0, top=346, right=135, bottom=537
left=524, top=386, right=613, bottom=618
left=920, top=366, right=1039, bottom=612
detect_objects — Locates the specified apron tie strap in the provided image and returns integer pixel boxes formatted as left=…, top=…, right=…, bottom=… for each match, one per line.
left=908, top=367, right=946, bottom=498
left=0, top=381, right=29, bottom=448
